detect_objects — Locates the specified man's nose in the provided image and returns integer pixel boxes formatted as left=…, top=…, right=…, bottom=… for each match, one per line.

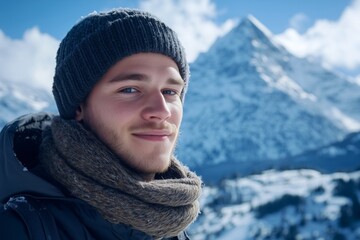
left=141, top=92, right=171, bottom=121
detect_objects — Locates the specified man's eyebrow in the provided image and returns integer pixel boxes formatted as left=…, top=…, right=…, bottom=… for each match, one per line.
left=109, top=73, right=147, bottom=83
left=108, top=73, right=184, bottom=87
left=167, top=77, right=185, bottom=87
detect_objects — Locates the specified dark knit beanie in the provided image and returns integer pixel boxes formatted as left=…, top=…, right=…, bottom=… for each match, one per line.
left=53, top=8, right=189, bottom=119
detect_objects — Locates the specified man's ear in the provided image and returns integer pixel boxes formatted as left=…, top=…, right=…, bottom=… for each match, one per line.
left=75, top=104, right=84, bottom=122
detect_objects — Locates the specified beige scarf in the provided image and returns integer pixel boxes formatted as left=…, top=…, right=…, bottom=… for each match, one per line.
left=38, top=117, right=202, bottom=239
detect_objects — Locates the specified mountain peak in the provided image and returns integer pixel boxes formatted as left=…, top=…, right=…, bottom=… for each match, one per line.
left=226, top=14, right=274, bottom=42
left=240, top=15, right=273, bottom=38
left=228, top=14, right=284, bottom=53
left=194, top=14, right=285, bottom=68
left=215, top=15, right=282, bottom=55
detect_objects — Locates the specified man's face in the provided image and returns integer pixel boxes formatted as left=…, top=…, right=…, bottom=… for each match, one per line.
left=76, top=53, right=184, bottom=180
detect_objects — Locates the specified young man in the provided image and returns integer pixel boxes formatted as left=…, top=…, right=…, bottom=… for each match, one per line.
left=0, top=8, right=202, bottom=240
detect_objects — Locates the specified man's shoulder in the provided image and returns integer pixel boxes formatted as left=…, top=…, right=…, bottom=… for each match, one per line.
left=0, top=196, right=192, bottom=240
left=0, top=196, right=63, bottom=240
left=0, top=203, right=30, bottom=239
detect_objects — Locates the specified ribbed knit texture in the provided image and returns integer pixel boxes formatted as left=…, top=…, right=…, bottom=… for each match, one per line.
left=38, top=117, right=202, bottom=238
left=53, top=9, right=189, bottom=119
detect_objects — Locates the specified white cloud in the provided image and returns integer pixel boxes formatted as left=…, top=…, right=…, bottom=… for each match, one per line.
left=276, top=0, right=360, bottom=71
left=0, top=27, right=59, bottom=92
left=139, top=0, right=236, bottom=62
left=289, top=13, right=309, bottom=33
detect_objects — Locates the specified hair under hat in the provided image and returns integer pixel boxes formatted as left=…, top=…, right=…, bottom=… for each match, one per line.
left=53, top=8, right=189, bottom=119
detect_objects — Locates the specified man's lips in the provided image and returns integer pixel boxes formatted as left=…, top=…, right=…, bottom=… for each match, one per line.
left=132, top=130, right=173, bottom=141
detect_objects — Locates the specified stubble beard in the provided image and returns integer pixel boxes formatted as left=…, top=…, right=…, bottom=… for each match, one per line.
left=105, top=126, right=176, bottom=176
left=84, top=116, right=178, bottom=177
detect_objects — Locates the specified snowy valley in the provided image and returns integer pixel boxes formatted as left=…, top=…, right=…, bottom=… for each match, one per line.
left=189, top=169, right=360, bottom=240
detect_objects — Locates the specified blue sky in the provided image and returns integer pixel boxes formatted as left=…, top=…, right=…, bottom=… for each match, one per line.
left=0, top=0, right=352, bottom=39
left=0, top=0, right=359, bottom=91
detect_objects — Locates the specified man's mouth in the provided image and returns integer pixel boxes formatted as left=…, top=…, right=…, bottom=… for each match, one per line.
left=132, top=130, right=173, bottom=141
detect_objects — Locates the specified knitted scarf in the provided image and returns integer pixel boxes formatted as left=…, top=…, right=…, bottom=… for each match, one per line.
left=38, top=117, right=202, bottom=239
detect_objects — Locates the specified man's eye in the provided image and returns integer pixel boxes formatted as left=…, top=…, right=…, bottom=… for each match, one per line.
left=162, top=89, right=177, bottom=95
left=120, top=87, right=138, bottom=93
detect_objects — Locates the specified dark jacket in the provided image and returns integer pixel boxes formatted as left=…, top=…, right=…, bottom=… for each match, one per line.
left=0, top=113, right=189, bottom=240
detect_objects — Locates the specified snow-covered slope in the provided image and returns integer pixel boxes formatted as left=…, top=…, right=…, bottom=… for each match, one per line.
left=189, top=169, right=360, bottom=240
left=285, top=131, right=360, bottom=173
left=0, top=78, right=57, bottom=126
left=192, top=131, right=360, bottom=183
left=177, top=16, right=360, bottom=168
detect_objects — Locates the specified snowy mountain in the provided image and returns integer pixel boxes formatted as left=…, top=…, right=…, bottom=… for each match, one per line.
left=192, top=130, right=360, bottom=184
left=188, top=169, right=360, bottom=240
left=177, top=16, right=360, bottom=168
left=285, top=131, right=360, bottom=173
left=0, top=78, right=57, bottom=126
